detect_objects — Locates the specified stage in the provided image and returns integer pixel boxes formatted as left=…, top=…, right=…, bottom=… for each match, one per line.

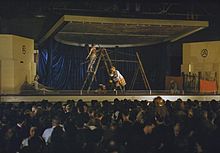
left=1, top=90, right=220, bottom=102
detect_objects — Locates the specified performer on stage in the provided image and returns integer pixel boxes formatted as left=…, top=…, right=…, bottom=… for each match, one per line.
left=33, top=74, right=40, bottom=90
left=110, top=66, right=126, bottom=93
left=33, top=74, right=49, bottom=94
left=86, top=44, right=97, bottom=72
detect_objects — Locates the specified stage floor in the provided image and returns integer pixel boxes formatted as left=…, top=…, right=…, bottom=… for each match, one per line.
left=1, top=92, right=220, bottom=102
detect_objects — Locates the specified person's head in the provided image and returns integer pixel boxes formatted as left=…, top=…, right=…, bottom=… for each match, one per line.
left=83, top=104, right=88, bottom=113
left=52, top=117, right=61, bottom=127
left=88, top=108, right=95, bottom=117
left=34, top=75, right=39, bottom=81
left=91, top=43, right=96, bottom=48
left=31, top=105, right=38, bottom=116
left=29, top=126, right=38, bottom=138
left=77, top=105, right=84, bottom=113
left=122, top=110, right=130, bottom=121
left=110, top=66, right=116, bottom=72
left=173, top=123, right=181, bottom=136
left=187, top=108, right=194, bottom=118
left=154, top=96, right=165, bottom=107
left=4, top=127, right=14, bottom=140
left=65, top=104, right=72, bottom=112
left=202, top=110, right=208, bottom=120
left=95, top=111, right=104, bottom=120
left=62, top=103, right=67, bottom=112
left=179, top=99, right=186, bottom=110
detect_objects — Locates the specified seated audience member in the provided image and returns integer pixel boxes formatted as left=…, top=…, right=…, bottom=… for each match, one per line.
left=1, top=126, right=18, bottom=153
left=0, top=97, right=220, bottom=153
left=42, top=117, right=64, bottom=145
left=20, top=126, right=45, bottom=153
left=166, top=122, right=192, bottom=153
left=48, top=126, right=66, bottom=153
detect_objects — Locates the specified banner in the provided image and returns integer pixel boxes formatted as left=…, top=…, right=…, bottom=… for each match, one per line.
left=200, top=80, right=217, bottom=93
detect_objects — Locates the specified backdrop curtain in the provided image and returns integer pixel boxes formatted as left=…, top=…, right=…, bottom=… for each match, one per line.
left=38, top=39, right=168, bottom=90
left=38, top=39, right=87, bottom=90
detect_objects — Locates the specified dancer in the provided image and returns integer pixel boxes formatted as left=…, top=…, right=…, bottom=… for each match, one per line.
left=86, top=44, right=97, bottom=72
left=110, top=66, right=126, bottom=93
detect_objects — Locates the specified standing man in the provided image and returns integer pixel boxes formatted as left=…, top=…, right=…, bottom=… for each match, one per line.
left=110, top=66, right=126, bottom=93
left=86, top=44, right=97, bottom=72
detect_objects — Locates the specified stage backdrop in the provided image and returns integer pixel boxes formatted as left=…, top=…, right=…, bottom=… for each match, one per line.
left=38, top=39, right=168, bottom=90
left=0, top=34, right=35, bottom=94
left=181, top=41, right=220, bottom=92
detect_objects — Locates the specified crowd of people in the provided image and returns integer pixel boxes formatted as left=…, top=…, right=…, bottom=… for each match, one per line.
left=0, top=97, right=220, bottom=153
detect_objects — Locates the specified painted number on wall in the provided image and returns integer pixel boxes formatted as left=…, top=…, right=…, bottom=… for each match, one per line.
left=22, top=45, right=26, bottom=55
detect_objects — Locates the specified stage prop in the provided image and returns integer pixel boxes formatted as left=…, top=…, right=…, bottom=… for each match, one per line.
left=165, top=76, right=183, bottom=94
left=0, top=35, right=35, bottom=94
left=80, top=48, right=151, bottom=94
left=181, top=41, right=220, bottom=93
left=200, top=80, right=217, bottom=93
left=182, top=73, right=200, bottom=93
left=39, top=15, right=208, bottom=48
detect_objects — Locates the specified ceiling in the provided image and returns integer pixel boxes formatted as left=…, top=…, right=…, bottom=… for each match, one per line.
left=0, top=1, right=219, bottom=48
left=39, top=15, right=208, bottom=48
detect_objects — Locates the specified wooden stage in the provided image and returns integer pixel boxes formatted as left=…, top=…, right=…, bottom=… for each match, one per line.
left=1, top=92, right=220, bottom=102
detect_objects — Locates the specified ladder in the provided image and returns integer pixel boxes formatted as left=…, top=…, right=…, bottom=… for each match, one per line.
left=80, top=48, right=112, bottom=94
left=136, top=52, right=151, bottom=93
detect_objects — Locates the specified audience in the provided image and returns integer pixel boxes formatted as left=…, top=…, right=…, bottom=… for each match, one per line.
left=21, top=126, right=45, bottom=153
left=0, top=97, right=220, bottom=153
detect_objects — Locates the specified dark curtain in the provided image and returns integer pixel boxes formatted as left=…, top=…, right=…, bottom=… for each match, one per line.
left=38, top=39, right=168, bottom=90
left=38, top=39, right=87, bottom=90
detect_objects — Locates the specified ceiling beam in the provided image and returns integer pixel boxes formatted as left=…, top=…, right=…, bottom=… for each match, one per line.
left=54, top=35, right=165, bottom=48
left=170, top=27, right=206, bottom=42
left=58, top=31, right=169, bottom=38
left=64, top=15, right=209, bottom=27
